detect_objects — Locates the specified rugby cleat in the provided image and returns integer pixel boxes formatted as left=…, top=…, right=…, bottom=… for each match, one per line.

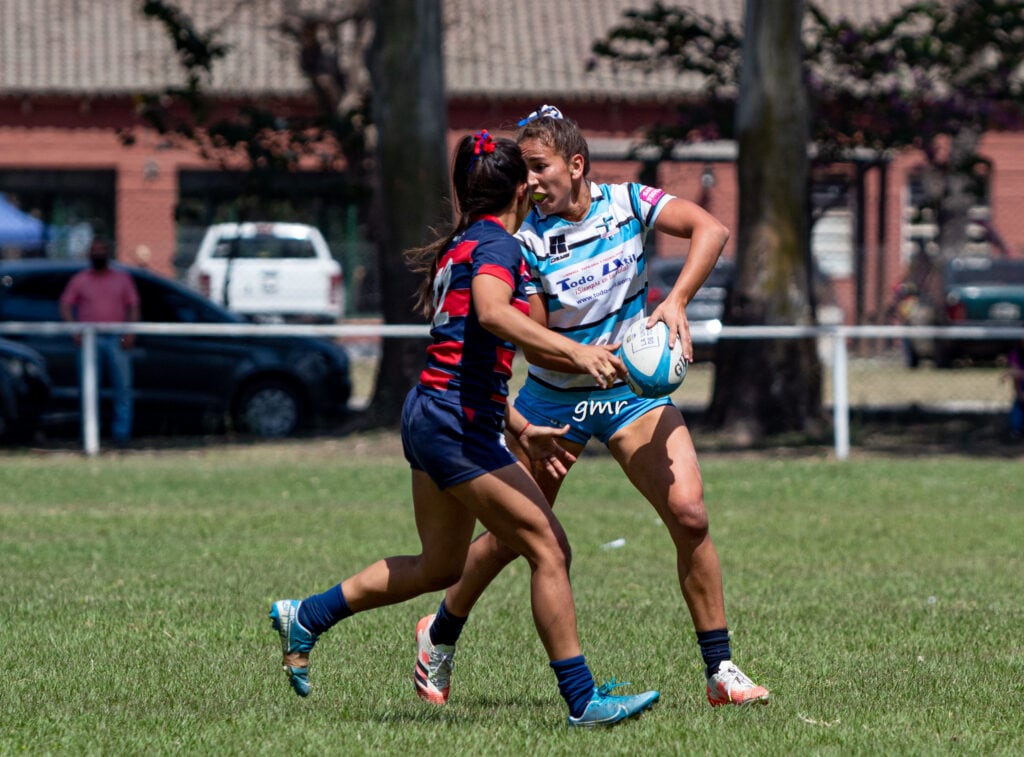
left=706, top=660, right=770, bottom=706
left=413, top=614, right=456, bottom=705
left=567, top=681, right=660, bottom=727
left=269, top=599, right=319, bottom=697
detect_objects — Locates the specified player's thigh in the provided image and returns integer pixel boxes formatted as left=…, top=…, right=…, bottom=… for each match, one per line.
left=450, top=462, right=569, bottom=564
left=607, top=405, right=705, bottom=524
left=411, top=469, right=478, bottom=577
left=506, top=429, right=585, bottom=506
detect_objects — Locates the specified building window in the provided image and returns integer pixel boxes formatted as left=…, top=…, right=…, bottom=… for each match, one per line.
left=0, top=170, right=116, bottom=259
left=812, top=207, right=854, bottom=278
left=811, top=180, right=853, bottom=279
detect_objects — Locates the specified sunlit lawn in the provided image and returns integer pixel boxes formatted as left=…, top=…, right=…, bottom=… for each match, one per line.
left=1, top=438, right=1021, bottom=754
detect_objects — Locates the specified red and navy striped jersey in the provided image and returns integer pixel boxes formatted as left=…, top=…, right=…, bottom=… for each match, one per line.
left=419, top=216, right=530, bottom=414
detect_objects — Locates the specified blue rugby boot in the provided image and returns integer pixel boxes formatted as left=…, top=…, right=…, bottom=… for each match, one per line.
left=567, top=681, right=660, bottom=728
left=269, top=599, right=319, bottom=697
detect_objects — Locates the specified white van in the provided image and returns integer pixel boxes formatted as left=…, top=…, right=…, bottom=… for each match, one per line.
left=186, top=222, right=344, bottom=323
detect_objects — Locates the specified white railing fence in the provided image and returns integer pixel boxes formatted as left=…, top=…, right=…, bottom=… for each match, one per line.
left=2, top=321, right=1022, bottom=458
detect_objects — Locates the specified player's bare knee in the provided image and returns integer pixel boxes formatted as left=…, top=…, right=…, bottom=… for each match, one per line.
left=523, top=530, right=572, bottom=573
left=555, top=529, right=572, bottom=571
left=665, top=497, right=710, bottom=538
left=421, top=566, right=464, bottom=593
left=418, top=555, right=465, bottom=592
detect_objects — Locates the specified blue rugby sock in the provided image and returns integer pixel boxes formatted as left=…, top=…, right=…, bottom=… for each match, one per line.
left=429, top=599, right=468, bottom=646
left=297, top=583, right=352, bottom=635
left=697, top=628, right=731, bottom=678
left=550, top=655, right=595, bottom=718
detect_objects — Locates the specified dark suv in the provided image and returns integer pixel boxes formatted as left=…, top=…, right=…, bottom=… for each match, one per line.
left=905, top=256, right=1024, bottom=367
left=0, top=260, right=352, bottom=438
left=647, top=256, right=735, bottom=361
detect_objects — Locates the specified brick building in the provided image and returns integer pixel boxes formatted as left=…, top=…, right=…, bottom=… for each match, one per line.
left=2, top=0, right=1023, bottom=323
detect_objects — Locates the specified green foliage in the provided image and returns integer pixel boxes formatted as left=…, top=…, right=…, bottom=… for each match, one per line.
left=595, top=1, right=1024, bottom=157
left=1, top=443, right=1022, bottom=753
left=136, top=1, right=371, bottom=178
left=593, top=3, right=741, bottom=144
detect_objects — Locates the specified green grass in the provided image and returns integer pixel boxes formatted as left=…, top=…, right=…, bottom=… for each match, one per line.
left=1, top=439, right=1022, bottom=755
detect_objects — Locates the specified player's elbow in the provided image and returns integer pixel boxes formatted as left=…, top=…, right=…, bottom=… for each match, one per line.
left=709, top=219, right=730, bottom=249
left=476, top=306, right=512, bottom=339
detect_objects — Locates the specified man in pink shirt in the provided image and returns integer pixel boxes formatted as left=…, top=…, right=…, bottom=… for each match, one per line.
left=59, top=239, right=141, bottom=446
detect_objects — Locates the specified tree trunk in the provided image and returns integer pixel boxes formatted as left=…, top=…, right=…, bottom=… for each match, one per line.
left=708, top=0, right=823, bottom=442
left=363, top=0, right=448, bottom=427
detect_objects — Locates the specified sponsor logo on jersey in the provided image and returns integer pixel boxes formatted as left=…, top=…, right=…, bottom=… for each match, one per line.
left=600, top=252, right=638, bottom=276
left=548, top=234, right=570, bottom=262
left=639, top=186, right=665, bottom=205
left=596, top=214, right=617, bottom=240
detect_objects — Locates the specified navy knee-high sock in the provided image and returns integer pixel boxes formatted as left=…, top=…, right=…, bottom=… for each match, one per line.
left=550, top=655, right=595, bottom=718
left=297, top=584, right=353, bottom=635
left=429, top=599, right=468, bottom=646
left=697, top=628, right=731, bottom=678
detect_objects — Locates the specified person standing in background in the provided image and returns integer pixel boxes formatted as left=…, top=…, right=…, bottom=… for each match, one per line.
left=59, top=238, right=140, bottom=446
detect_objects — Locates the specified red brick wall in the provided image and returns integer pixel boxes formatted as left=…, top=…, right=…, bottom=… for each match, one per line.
left=0, top=99, right=205, bottom=275
left=4, top=96, right=1024, bottom=324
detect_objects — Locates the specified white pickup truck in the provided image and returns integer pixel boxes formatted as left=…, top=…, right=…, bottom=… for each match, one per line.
left=186, top=222, right=344, bottom=323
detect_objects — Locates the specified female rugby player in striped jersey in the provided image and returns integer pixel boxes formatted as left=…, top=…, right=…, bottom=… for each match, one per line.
left=269, top=130, right=658, bottom=727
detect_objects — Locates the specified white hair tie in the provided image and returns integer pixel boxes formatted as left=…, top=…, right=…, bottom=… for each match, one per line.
left=517, top=104, right=564, bottom=126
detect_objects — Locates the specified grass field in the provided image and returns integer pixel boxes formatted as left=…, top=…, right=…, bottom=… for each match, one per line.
left=2, top=436, right=1022, bottom=755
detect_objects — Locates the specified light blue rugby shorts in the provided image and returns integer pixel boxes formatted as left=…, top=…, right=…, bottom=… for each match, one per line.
left=514, top=377, right=674, bottom=446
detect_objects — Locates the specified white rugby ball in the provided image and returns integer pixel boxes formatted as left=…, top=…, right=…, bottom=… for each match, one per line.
left=620, top=320, right=687, bottom=398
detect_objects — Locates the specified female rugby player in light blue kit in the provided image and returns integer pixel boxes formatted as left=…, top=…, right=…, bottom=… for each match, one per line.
left=269, top=130, right=658, bottom=727
left=416, top=108, right=770, bottom=709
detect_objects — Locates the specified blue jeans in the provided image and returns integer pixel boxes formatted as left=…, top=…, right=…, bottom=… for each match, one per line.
left=79, top=335, right=134, bottom=443
left=1010, top=398, right=1023, bottom=438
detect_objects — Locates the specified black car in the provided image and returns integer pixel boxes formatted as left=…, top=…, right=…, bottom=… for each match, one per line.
left=0, top=336, right=51, bottom=443
left=0, top=260, right=352, bottom=438
left=647, top=256, right=735, bottom=361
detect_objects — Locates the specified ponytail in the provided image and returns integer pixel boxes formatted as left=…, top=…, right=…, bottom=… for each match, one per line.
left=405, top=131, right=527, bottom=319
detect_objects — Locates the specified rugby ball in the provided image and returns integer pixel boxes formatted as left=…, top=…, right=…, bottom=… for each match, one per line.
left=620, top=320, right=687, bottom=398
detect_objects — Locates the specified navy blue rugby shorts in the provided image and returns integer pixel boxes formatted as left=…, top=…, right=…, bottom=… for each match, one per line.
left=401, top=385, right=518, bottom=490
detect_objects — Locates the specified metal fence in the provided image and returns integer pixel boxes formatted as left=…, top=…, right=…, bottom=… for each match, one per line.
left=2, top=321, right=1022, bottom=458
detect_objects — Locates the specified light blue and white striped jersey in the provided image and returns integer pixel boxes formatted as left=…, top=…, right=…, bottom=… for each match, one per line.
left=516, top=181, right=674, bottom=392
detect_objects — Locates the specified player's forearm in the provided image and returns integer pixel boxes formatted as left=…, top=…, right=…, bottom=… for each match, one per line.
left=520, top=346, right=582, bottom=373
left=479, top=304, right=582, bottom=365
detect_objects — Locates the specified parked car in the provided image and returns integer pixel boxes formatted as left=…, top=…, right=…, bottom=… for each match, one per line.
left=905, top=255, right=1024, bottom=367
left=647, top=256, right=735, bottom=361
left=0, top=260, right=352, bottom=438
left=0, top=337, right=51, bottom=443
left=186, top=222, right=344, bottom=324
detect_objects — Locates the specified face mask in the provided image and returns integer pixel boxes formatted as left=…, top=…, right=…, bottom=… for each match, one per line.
left=89, top=254, right=109, bottom=270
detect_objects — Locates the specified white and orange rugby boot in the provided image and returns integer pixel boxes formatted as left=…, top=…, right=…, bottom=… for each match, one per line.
left=706, top=660, right=770, bottom=706
left=414, top=614, right=456, bottom=705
